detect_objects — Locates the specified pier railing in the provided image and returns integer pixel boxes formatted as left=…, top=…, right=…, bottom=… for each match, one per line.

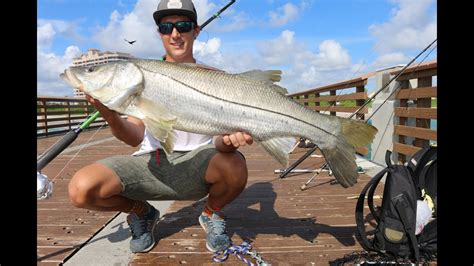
left=286, top=73, right=375, bottom=157
left=37, top=96, right=107, bottom=137
left=287, top=60, right=437, bottom=165
left=390, top=61, right=437, bottom=163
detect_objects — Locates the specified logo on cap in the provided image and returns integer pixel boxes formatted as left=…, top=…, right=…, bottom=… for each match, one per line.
left=167, top=0, right=183, bottom=9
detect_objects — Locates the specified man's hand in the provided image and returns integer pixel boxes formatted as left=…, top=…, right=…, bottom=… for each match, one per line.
left=85, top=94, right=145, bottom=146
left=216, top=132, right=253, bottom=152
left=85, top=95, right=117, bottom=118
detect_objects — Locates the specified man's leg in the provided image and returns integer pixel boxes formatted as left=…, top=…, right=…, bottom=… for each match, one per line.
left=68, top=162, right=159, bottom=253
left=199, top=151, right=248, bottom=252
left=205, top=151, right=248, bottom=211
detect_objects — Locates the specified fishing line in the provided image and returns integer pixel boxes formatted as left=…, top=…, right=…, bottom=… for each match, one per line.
left=50, top=122, right=107, bottom=182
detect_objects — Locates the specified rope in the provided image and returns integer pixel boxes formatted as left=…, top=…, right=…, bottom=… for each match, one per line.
left=212, top=240, right=269, bottom=266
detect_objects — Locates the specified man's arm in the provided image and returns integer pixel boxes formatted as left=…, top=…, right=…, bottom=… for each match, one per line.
left=86, top=95, right=145, bottom=147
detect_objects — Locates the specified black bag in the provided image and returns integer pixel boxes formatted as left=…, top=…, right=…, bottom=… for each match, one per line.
left=355, top=148, right=437, bottom=262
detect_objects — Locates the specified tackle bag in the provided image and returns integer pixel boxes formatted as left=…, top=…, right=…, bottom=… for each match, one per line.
left=355, top=147, right=437, bottom=262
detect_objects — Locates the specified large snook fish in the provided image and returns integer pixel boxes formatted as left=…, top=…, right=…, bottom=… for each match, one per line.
left=61, top=59, right=377, bottom=188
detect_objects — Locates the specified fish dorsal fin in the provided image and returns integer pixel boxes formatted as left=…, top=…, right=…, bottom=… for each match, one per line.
left=269, top=84, right=288, bottom=95
left=135, top=97, right=177, bottom=155
left=238, top=70, right=288, bottom=95
left=258, top=137, right=297, bottom=167
left=239, top=70, right=282, bottom=83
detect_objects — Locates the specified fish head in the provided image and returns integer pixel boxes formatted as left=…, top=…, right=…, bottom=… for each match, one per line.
left=60, top=61, right=144, bottom=112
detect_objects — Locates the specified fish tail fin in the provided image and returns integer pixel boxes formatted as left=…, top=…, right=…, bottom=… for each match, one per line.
left=319, top=119, right=378, bottom=188
left=340, top=119, right=378, bottom=148
left=259, top=137, right=298, bottom=167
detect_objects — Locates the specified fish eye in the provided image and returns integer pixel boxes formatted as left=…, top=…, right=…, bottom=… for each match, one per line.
left=86, top=67, right=95, bottom=73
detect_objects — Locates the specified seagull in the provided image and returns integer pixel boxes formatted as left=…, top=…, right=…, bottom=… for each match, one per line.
left=124, top=39, right=136, bottom=45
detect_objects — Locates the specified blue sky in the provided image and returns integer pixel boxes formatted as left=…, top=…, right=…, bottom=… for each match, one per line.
left=37, top=0, right=437, bottom=96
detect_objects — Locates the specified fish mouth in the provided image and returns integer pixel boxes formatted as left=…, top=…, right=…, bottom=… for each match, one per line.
left=60, top=68, right=84, bottom=91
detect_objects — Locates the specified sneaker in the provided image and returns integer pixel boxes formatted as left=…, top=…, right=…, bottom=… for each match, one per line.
left=198, top=212, right=231, bottom=252
left=126, top=203, right=160, bottom=253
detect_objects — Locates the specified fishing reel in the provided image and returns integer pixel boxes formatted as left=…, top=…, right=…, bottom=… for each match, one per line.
left=37, top=171, right=53, bottom=200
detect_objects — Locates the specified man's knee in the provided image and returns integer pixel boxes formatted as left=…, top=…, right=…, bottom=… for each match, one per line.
left=218, top=151, right=248, bottom=187
left=68, top=169, right=96, bottom=208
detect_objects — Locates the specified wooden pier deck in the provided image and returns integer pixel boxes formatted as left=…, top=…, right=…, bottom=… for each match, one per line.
left=37, top=128, right=383, bottom=265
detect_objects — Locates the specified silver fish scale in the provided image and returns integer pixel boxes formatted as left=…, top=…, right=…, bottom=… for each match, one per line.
left=133, top=60, right=341, bottom=146
left=62, top=59, right=378, bottom=187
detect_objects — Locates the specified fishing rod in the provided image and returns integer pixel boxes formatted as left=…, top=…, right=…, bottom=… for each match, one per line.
left=37, top=0, right=238, bottom=199
left=200, top=0, right=236, bottom=29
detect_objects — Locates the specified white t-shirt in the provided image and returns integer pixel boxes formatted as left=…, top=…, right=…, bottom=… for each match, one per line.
left=132, top=128, right=213, bottom=156
left=132, top=60, right=214, bottom=156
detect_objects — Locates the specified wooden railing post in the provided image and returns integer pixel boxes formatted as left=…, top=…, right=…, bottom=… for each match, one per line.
left=356, top=85, right=365, bottom=120
left=413, top=76, right=432, bottom=148
left=396, top=79, right=410, bottom=163
left=330, top=90, right=336, bottom=116
left=315, top=93, right=320, bottom=113
left=67, top=100, right=72, bottom=131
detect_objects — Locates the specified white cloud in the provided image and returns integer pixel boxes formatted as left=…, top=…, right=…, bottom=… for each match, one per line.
left=369, top=0, right=436, bottom=54
left=306, top=40, right=351, bottom=71
left=269, top=3, right=299, bottom=27
left=93, top=0, right=164, bottom=59
left=37, top=46, right=82, bottom=96
left=194, top=37, right=223, bottom=64
left=257, top=30, right=298, bottom=65
left=37, top=23, right=56, bottom=50
left=371, top=52, right=410, bottom=70
left=253, top=31, right=355, bottom=92
left=37, top=20, right=83, bottom=96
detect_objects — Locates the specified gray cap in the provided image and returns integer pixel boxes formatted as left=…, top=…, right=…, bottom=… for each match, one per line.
left=153, top=0, right=198, bottom=25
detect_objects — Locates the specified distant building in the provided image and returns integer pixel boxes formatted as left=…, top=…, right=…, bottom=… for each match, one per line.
left=71, top=48, right=135, bottom=97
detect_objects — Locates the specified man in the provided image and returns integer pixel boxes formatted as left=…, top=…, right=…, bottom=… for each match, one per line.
left=68, top=0, right=252, bottom=254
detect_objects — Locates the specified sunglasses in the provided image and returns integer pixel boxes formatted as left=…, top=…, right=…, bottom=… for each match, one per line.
left=158, top=21, right=195, bottom=34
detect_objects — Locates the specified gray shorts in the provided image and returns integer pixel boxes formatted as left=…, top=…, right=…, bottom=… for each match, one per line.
left=97, top=144, right=219, bottom=201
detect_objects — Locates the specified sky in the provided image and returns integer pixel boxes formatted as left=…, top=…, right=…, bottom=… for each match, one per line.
left=37, top=0, right=437, bottom=97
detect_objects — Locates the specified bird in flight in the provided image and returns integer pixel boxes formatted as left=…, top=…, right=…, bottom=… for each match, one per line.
left=124, top=39, right=136, bottom=45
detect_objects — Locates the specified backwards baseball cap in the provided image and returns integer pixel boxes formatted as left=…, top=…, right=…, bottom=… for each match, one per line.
left=153, top=0, right=198, bottom=25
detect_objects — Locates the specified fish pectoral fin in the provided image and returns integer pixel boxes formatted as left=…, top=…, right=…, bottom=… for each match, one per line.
left=136, top=97, right=177, bottom=155
left=143, top=116, right=177, bottom=155
left=259, top=137, right=297, bottom=167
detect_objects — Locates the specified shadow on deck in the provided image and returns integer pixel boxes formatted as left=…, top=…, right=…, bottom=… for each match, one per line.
left=37, top=128, right=380, bottom=265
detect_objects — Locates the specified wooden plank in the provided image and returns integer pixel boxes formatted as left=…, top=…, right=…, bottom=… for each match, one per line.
left=390, top=60, right=437, bottom=76
left=395, top=68, right=437, bottom=81
left=395, top=86, right=437, bottom=99
left=394, top=125, right=437, bottom=141
left=287, top=77, right=369, bottom=97
left=298, top=92, right=368, bottom=103
left=37, top=129, right=138, bottom=264
left=394, top=107, right=437, bottom=119
left=393, top=142, right=422, bottom=157
left=310, top=106, right=368, bottom=113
